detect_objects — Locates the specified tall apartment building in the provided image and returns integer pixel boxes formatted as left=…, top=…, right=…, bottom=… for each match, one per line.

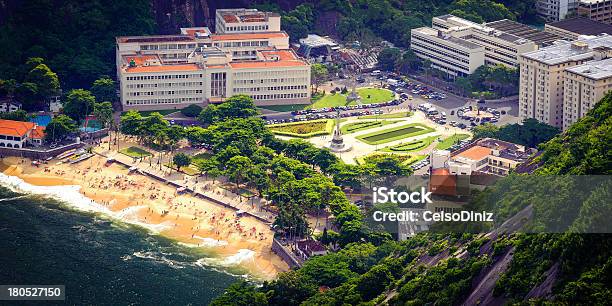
left=577, top=0, right=612, bottom=24
left=116, top=9, right=310, bottom=111
left=563, top=56, right=612, bottom=129
left=537, top=0, right=579, bottom=22
left=215, top=8, right=280, bottom=34
left=410, top=15, right=537, bottom=78
left=518, top=34, right=612, bottom=129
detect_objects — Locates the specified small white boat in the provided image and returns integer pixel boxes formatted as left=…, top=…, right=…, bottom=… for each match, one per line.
left=56, top=149, right=76, bottom=160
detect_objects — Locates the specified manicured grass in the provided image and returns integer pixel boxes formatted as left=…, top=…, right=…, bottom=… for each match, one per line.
left=308, top=93, right=348, bottom=108
left=436, top=134, right=471, bottom=150
left=381, top=135, right=439, bottom=153
left=358, top=111, right=413, bottom=120
left=119, top=146, right=152, bottom=158
left=258, top=104, right=310, bottom=112
left=356, top=123, right=436, bottom=145
left=308, top=87, right=394, bottom=109
left=165, top=163, right=200, bottom=176
left=341, top=120, right=400, bottom=134
left=357, top=87, right=395, bottom=104
left=269, top=119, right=334, bottom=138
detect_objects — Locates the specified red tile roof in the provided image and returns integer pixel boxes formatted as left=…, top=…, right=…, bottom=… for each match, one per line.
left=124, top=55, right=160, bottom=66
left=31, top=125, right=45, bottom=139
left=0, top=119, right=35, bottom=137
left=229, top=60, right=307, bottom=69
left=455, top=146, right=491, bottom=161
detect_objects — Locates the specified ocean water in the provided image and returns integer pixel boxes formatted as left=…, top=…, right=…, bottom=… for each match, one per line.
left=0, top=181, right=246, bottom=305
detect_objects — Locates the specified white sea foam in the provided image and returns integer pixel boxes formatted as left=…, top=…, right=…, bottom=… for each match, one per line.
left=196, top=249, right=255, bottom=267
left=0, top=172, right=172, bottom=233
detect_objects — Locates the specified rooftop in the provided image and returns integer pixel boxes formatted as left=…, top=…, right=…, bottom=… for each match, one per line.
left=230, top=49, right=307, bottom=69
left=211, top=32, right=287, bottom=41
left=299, top=34, right=338, bottom=48
left=486, top=19, right=564, bottom=46
left=547, top=17, right=612, bottom=36
left=565, top=57, right=612, bottom=80
left=218, top=8, right=280, bottom=24
left=455, top=145, right=491, bottom=161
left=117, top=35, right=194, bottom=44
left=413, top=27, right=483, bottom=50
left=0, top=119, right=36, bottom=137
left=521, top=34, right=612, bottom=65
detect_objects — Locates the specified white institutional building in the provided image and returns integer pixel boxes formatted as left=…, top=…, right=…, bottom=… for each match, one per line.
left=410, top=15, right=538, bottom=78
left=518, top=34, right=612, bottom=129
left=116, top=8, right=310, bottom=111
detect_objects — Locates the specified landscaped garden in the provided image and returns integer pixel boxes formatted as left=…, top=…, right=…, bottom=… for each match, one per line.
left=436, top=134, right=471, bottom=150
left=381, top=135, right=439, bottom=153
left=269, top=119, right=334, bottom=138
left=356, top=123, right=436, bottom=145
left=355, top=152, right=427, bottom=166
left=119, top=146, right=152, bottom=158
left=340, top=120, right=400, bottom=134
left=308, top=87, right=394, bottom=109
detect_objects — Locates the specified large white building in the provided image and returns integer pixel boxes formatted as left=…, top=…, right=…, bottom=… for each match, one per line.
left=410, top=15, right=538, bottom=78
left=518, top=34, right=612, bottom=129
left=116, top=9, right=310, bottom=111
left=215, top=8, right=281, bottom=34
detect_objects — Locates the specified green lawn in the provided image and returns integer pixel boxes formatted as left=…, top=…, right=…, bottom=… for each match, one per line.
left=358, top=111, right=413, bottom=120
left=358, top=88, right=395, bottom=104
left=119, top=146, right=152, bottom=158
left=165, top=163, right=200, bottom=176
left=308, top=88, right=394, bottom=109
left=355, top=152, right=427, bottom=166
left=258, top=104, right=310, bottom=112
left=381, top=135, right=439, bottom=153
left=436, top=134, right=471, bottom=150
left=356, top=123, right=436, bottom=145
left=341, top=120, right=400, bottom=134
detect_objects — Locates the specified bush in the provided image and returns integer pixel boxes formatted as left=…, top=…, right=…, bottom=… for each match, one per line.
left=181, top=104, right=203, bottom=117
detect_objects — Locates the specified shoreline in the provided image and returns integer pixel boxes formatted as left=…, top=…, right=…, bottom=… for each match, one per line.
left=0, top=155, right=288, bottom=280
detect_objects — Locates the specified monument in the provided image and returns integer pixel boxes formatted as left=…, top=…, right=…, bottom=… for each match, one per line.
left=326, top=110, right=352, bottom=152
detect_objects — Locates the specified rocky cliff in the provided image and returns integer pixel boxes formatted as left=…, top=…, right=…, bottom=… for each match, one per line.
left=152, top=0, right=308, bottom=33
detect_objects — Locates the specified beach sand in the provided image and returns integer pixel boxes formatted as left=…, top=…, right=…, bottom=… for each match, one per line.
left=1, top=155, right=288, bottom=280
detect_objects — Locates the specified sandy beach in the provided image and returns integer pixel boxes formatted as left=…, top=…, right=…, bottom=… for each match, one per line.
left=0, top=155, right=288, bottom=280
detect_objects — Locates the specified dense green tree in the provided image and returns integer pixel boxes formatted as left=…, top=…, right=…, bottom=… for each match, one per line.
left=0, top=110, right=29, bottom=121
left=90, top=77, right=116, bottom=103
left=45, top=114, right=77, bottom=142
left=225, top=155, right=253, bottom=188
left=311, top=63, right=329, bottom=93
left=209, top=281, right=269, bottom=306
left=119, top=110, right=143, bottom=136
left=377, top=47, right=402, bottom=72
left=172, top=152, right=191, bottom=171
left=24, top=60, right=59, bottom=99
left=180, top=104, right=203, bottom=117
left=63, top=89, right=95, bottom=122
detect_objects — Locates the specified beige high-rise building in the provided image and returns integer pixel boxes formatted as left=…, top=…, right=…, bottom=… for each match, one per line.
left=562, top=56, right=612, bottom=129
left=578, top=0, right=612, bottom=24
left=519, top=34, right=612, bottom=129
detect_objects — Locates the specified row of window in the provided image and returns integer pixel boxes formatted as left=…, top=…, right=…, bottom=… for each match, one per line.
left=412, top=48, right=470, bottom=72
left=411, top=34, right=472, bottom=57
left=127, top=89, right=203, bottom=97
left=126, top=97, right=202, bottom=105
left=411, top=41, right=470, bottom=64
left=251, top=92, right=308, bottom=100
left=233, top=69, right=309, bottom=78
left=233, top=77, right=309, bottom=85
left=232, top=85, right=308, bottom=93
left=126, top=74, right=203, bottom=81
left=214, top=41, right=269, bottom=48
left=0, top=135, right=22, bottom=141
left=142, top=43, right=196, bottom=51
left=127, top=82, right=204, bottom=89
left=223, top=24, right=269, bottom=32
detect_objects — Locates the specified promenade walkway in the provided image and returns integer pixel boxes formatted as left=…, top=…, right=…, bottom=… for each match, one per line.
left=94, top=145, right=276, bottom=224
